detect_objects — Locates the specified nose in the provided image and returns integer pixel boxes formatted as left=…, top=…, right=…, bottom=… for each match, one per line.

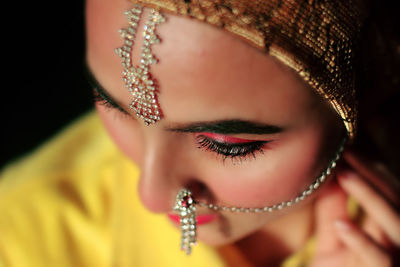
left=137, top=130, right=187, bottom=213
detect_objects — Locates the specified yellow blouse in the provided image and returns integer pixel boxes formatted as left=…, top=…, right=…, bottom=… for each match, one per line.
left=0, top=112, right=315, bottom=267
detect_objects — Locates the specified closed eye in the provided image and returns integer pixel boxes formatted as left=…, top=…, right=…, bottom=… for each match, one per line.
left=85, top=65, right=130, bottom=115
left=196, top=134, right=268, bottom=162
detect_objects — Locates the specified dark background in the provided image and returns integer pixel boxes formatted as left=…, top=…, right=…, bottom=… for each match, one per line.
left=1, top=1, right=93, bottom=168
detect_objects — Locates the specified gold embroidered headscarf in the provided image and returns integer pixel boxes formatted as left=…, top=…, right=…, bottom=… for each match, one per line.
left=130, top=0, right=368, bottom=139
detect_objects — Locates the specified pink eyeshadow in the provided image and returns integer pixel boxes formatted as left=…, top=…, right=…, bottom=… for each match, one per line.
left=200, top=132, right=256, bottom=144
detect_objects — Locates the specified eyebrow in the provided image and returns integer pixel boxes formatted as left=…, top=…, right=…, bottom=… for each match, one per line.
left=85, top=64, right=283, bottom=135
left=84, top=65, right=129, bottom=114
left=167, top=120, right=283, bottom=135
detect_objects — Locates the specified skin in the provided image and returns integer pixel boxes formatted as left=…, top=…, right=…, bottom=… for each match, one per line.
left=86, top=0, right=400, bottom=265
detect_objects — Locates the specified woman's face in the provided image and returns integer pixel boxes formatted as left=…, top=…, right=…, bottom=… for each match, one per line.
left=86, top=0, right=343, bottom=245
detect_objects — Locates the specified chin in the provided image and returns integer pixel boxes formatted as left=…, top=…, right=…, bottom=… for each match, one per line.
left=196, top=221, right=259, bottom=247
left=197, top=231, right=235, bottom=247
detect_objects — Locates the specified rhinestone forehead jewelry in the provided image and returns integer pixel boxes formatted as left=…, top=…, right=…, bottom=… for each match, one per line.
left=174, top=139, right=346, bottom=255
left=115, top=5, right=165, bottom=125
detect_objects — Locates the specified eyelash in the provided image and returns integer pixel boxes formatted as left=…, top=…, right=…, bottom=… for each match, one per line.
left=93, top=87, right=267, bottom=161
left=196, top=135, right=267, bottom=161
left=92, top=88, right=128, bottom=115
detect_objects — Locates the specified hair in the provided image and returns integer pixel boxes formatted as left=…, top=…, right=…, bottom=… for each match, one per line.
left=354, top=0, right=400, bottom=177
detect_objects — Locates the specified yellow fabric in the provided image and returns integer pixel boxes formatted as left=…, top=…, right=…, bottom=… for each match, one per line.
left=0, top=112, right=315, bottom=267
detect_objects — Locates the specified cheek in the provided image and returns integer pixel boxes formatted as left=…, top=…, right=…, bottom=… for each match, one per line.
left=207, top=167, right=310, bottom=208
left=200, top=132, right=323, bottom=207
left=96, top=104, right=143, bottom=163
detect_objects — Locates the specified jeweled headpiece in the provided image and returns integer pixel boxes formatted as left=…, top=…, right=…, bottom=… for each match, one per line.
left=127, top=0, right=367, bottom=139
left=115, top=6, right=165, bottom=125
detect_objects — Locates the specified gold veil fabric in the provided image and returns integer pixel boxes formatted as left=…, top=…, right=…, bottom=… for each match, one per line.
left=131, top=0, right=368, bottom=139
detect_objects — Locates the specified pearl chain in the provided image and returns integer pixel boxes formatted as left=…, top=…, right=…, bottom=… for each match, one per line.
left=196, top=139, right=345, bottom=213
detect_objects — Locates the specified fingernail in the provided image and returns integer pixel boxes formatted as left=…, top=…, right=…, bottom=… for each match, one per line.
left=338, top=171, right=358, bottom=185
left=334, top=219, right=351, bottom=232
left=339, top=170, right=355, bottom=179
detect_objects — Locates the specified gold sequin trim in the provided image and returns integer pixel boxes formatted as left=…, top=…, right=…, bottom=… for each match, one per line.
left=131, top=0, right=367, bottom=139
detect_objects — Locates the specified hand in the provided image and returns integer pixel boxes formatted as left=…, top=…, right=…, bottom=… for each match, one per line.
left=311, top=150, right=400, bottom=267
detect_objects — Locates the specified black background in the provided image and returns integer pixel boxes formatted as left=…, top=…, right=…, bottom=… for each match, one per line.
left=1, top=1, right=92, bottom=168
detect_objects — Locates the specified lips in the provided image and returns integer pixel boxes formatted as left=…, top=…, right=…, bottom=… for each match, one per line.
left=168, top=213, right=217, bottom=226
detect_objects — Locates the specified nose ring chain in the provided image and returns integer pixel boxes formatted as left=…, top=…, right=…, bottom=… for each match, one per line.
left=173, top=189, right=197, bottom=255
left=174, top=139, right=346, bottom=255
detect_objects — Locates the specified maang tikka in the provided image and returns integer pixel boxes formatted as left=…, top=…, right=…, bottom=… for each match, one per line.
left=115, top=5, right=165, bottom=125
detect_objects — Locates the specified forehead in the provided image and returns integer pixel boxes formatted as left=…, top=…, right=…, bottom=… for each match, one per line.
left=86, top=0, right=319, bottom=125
left=155, top=15, right=316, bottom=123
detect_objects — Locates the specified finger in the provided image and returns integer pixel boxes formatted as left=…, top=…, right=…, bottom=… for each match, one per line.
left=315, top=180, right=350, bottom=253
left=344, top=150, right=399, bottom=204
left=338, top=171, right=400, bottom=246
left=363, top=217, right=392, bottom=249
left=335, top=219, right=391, bottom=267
